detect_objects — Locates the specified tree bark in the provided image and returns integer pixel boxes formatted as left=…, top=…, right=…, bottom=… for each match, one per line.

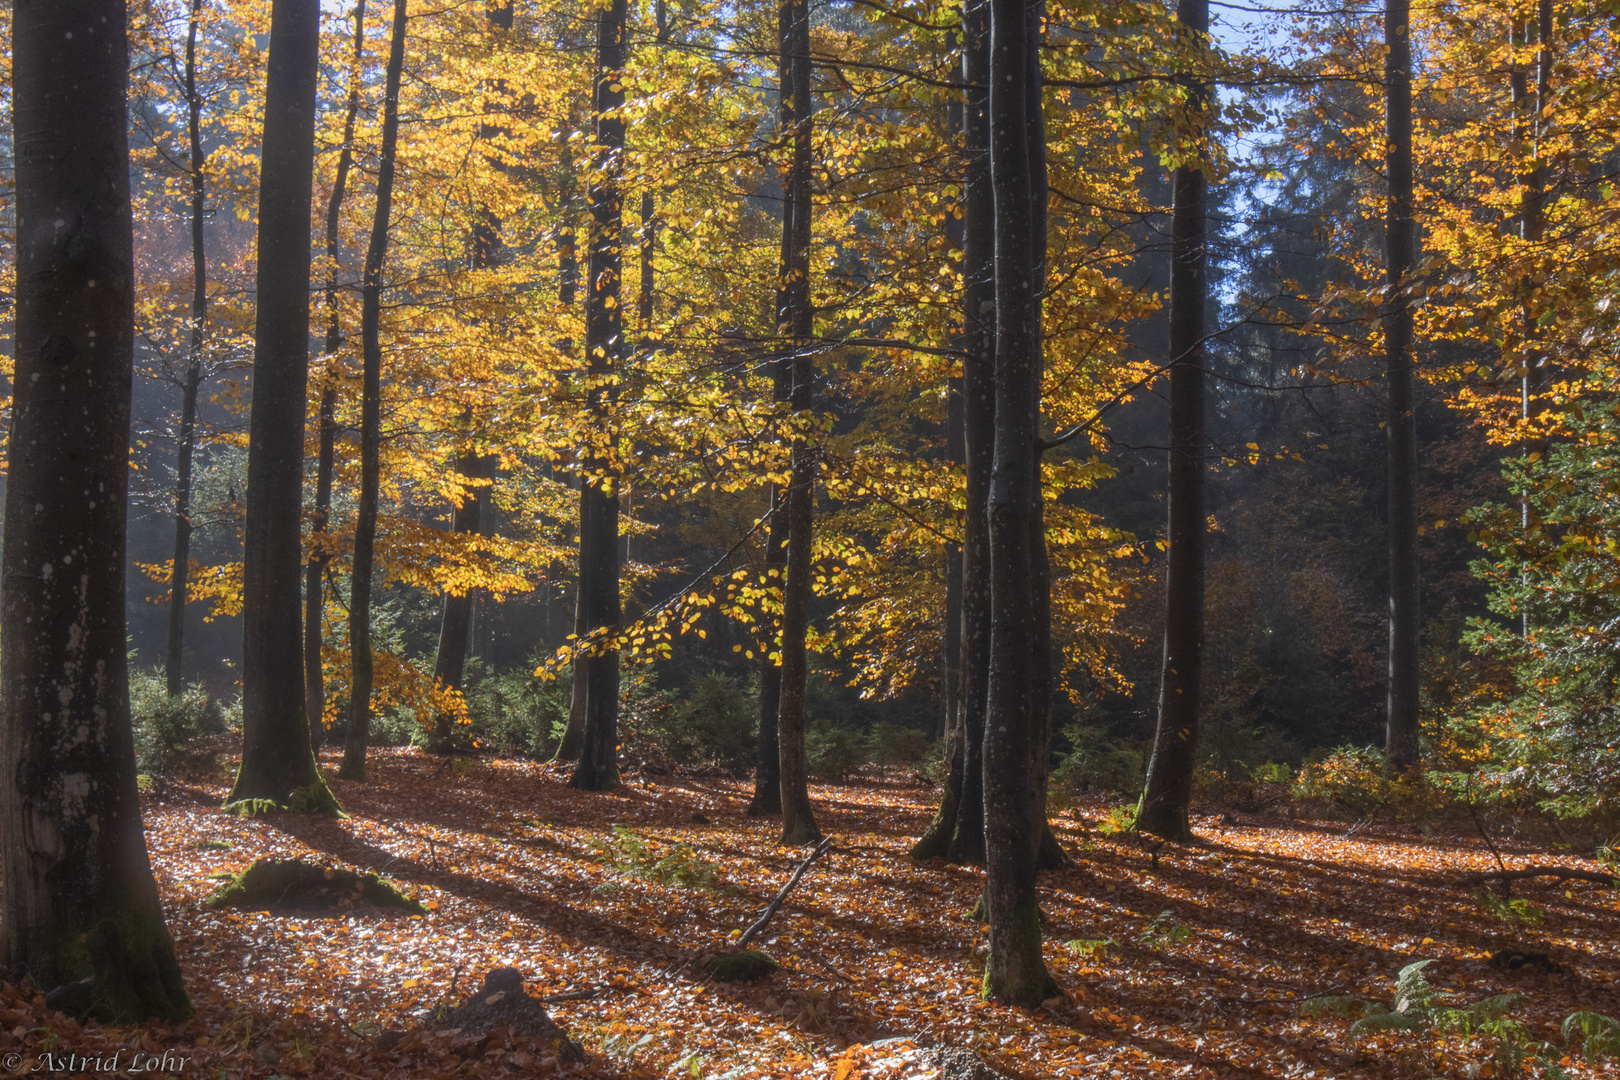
left=306, top=0, right=367, bottom=754
left=1383, top=0, right=1420, bottom=771
left=569, top=0, right=629, bottom=792
left=916, top=0, right=988, bottom=863
left=430, top=451, right=494, bottom=750
left=165, top=0, right=208, bottom=697
left=981, top=0, right=1058, bottom=1007
left=776, top=0, right=822, bottom=846
left=749, top=0, right=802, bottom=817
left=553, top=123, right=590, bottom=764
left=339, top=0, right=410, bottom=782
left=2, top=0, right=191, bottom=1021
left=1138, top=0, right=1209, bottom=842
left=230, top=0, right=338, bottom=811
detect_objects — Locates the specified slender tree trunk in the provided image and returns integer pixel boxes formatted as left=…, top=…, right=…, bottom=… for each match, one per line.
left=981, top=0, right=1058, bottom=1007
left=2, top=0, right=191, bottom=1021
left=1383, top=0, right=1420, bottom=771
left=1138, top=0, right=1210, bottom=841
left=339, top=0, right=410, bottom=782
left=750, top=1, right=801, bottom=818
left=230, top=0, right=338, bottom=811
left=1515, top=4, right=1552, bottom=640
left=431, top=451, right=494, bottom=749
left=306, top=0, right=367, bottom=754
left=166, top=0, right=208, bottom=697
left=942, top=26, right=967, bottom=747
left=569, top=0, right=629, bottom=792
left=776, top=0, right=822, bottom=846
left=554, top=123, right=590, bottom=764
left=916, top=3, right=987, bottom=861
left=430, top=7, right=512, bottom=749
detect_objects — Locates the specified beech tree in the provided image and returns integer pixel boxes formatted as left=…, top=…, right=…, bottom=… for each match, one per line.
left=914, top=0, right=992, bottom=865
left=1383, top=0, right=1419, bottom=770
left=1138, top=0, right=1210, bottom=842
left=981, top=0, right=1059, bottom=1007
left=164, top=0, right=209, bottom=696
left=306, top=0, right=368, bottom=751
left=569, top=0, right=629, bottom=792
left=1, top=0, right=191, bottom=1020
left=339, top=0, right=411, bottom=781
left=228, top=0, right=338, bottom=811
left=775, top=0, right=822, bottom=846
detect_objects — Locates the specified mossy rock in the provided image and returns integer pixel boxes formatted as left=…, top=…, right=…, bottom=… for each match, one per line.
left=206, top=858, right=424, bottom=916
left=704, top=949, right=779, bottom=982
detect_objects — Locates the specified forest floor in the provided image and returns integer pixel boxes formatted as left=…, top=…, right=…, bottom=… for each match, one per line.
left=3, top=747, right=1618, bottom=1079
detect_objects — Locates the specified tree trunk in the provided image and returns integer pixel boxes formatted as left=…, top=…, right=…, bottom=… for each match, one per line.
left=776, top=0, right=822, bottom=846
left=1, top=0, right=192, bottom=1022
left=553, top=125, right=589, bottom=764
left=431, top=451, right=494, bottom=750
left=981, top=0, right=1058, bottom=1007
left=916, top=0, right=991, bottom=865
left=569, top=0, right=629, bottom=792
left=748, top=473, right=787, bottom=816
left=339, top=0, right=410, bottom=782
left=306, top=0, right=367, bottom=754
left=230, top=0, right=338, bottom=812
left=165, top=0, right=208, bottom=697
left=1383, top=0, right=1420, bottom=771
left=749, top=6, right=801, bottom=817
left=1138, top=0, right=1210, bottom=842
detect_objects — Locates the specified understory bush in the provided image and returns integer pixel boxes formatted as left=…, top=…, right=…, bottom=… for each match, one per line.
left=622, top=671, right=754, bottom=773
left=1051, top=721, right=1143, bottom=795
left=130, top=669, right=234, bottom=785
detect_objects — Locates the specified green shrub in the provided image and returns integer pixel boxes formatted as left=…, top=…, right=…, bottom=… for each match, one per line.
left=1293, top=745, right=1390, bottom=818
left=129, top=669, right=232, bottom=784
left=460, top=661, right=570, bottom=758
left=866, top=720, right=931, bottom=767
left=806, top=719, right=866, bottom=782
left=590, top=825, right=723, bottom=891
left=1052, top=722, right=1142, bottom=794
left=623, top=671, right=754, bottom=773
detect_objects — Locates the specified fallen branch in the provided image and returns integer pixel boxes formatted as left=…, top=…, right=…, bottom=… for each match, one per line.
left=737, top=836, right=834, bottom=949
left=1460, top=866, right=1617, bottom=887
left=535, top=989, right=598, bottom=1004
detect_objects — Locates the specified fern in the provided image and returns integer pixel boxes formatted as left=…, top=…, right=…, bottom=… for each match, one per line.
left=1064, top=937, right=1117, bottom=960
left=1135, top=910, right=1193, bottom=950
left=1562, top=1011, right=1620, bottom=1061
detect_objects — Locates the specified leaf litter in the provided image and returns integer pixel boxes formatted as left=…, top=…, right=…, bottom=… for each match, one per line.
left=1, top=747, right=1616, bottom=1078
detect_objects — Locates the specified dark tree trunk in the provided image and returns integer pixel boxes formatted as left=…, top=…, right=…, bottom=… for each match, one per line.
left=749, top=1, right=802, bottom=818
left=569, top=0, right=629, bottom=792
left=748, top=471, right=787, bottom=817
left=916, top=0, right=991, bottom=865
left=431, top=451, right=494, bottom=750
left=1383, top=0, right=1420, bottom=771
left=230, top=0, right=337, bottom=811
left=981, top=0, right=1057, bottom=1006
left=165, top=0, right=207, bottom=697
left=942, top=25, right=967, bottom=747
left=1, top=0, right=191, bottom=1022
left=339, top=0, right=409, bottom=782
left=306, top=0, right=367, bottom=754
left=430, top=6, right=511, bottom=751
left=553, top=125, right=590, bottom=764
left=1138, top=0, right=1209, bottom=842
left=776, top=0, right=822, bottom=846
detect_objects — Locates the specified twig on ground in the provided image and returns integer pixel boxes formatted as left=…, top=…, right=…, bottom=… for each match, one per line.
left=1460, top=866, right=1617, bottom=887
left=737, top=836, right=834, bottom=949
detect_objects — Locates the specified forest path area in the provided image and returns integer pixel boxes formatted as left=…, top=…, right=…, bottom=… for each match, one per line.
left=5, top=749, right=1617, bottom=1079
